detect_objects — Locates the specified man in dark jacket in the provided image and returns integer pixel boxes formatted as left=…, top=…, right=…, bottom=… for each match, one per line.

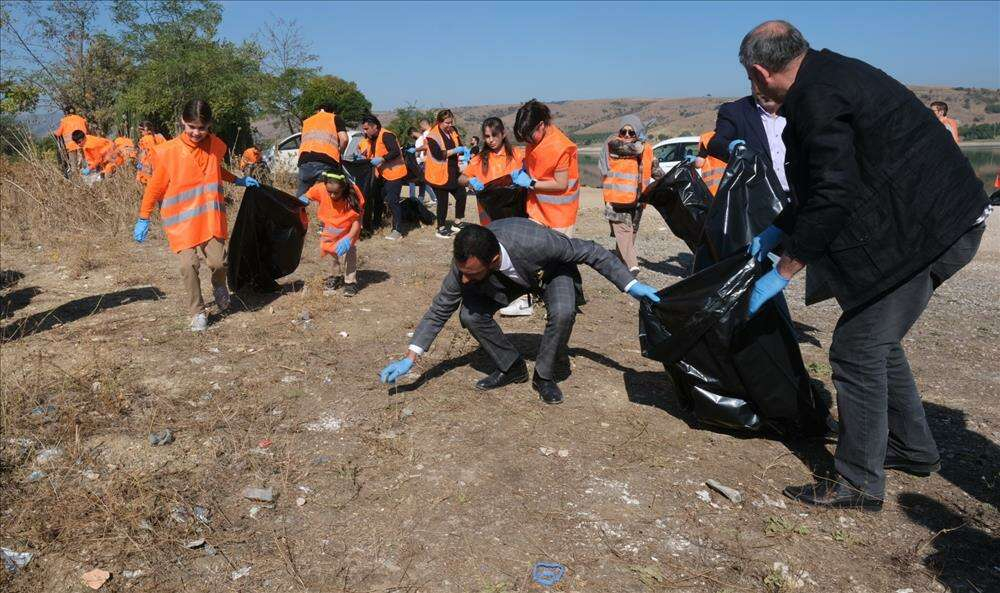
left=706, top=86, right=789, bottom=191
left=738, top=21, right=990, bottom=510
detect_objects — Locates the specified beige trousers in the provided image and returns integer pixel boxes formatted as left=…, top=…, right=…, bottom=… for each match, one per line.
left=329, top=245, right=358, bottom=284
left=177, top=238, right=227, bottom=315
left=610, top=218, right=640, bottom=270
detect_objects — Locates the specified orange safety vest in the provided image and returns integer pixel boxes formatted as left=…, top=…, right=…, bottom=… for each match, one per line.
left=137, top=133, right=166, bottom=184
left=147, top=134, right=228, bottom=253
left=423, top=124, right=463, bottom=187
left=304, top=181, right=366, bottom=255
left=114, top=137, right=136, bottom=163
left=55, top=114, right=88, bottom=151
left=524, top=124, right=580, bottom=229
left=602, top=142, right=653, bottom=205
left=80, top=135, right=115, bottom=171
left=699, top=131, right=727, bottom=196
left=357, top=129, right=407, bottom=181
left=239, top=147, right=262, bottom=168
left=300, top=112, right=343, bottom=162
left=463, top=146, right=524, bottom=225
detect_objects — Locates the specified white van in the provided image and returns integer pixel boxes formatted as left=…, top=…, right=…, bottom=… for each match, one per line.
left=263, top=130, right=365, bottom=174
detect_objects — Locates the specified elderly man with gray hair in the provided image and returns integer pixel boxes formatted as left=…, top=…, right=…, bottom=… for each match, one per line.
left=734, top=21, right=990, bottom=510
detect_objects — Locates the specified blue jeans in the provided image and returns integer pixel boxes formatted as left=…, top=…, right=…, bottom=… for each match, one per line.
left=298, top=161, right=335, bottom=196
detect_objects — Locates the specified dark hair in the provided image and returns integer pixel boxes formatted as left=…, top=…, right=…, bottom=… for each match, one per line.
left=739, top=20, right=809, bottom=73
left=407, top=126, right=418, bottom=136
left=930, top=101, right=948, bottom=115
left=71, top=130, right=86, bottom=143
left=325, top=175, right=363, bottom=215
left=514, top=99, right=551, bottom=142
left=436, top=109, right=454, bottom=123
left=453, top=224, right=500, bottom=264
left=182, top=99, right=213, bottom=124
left=479, top=117, right=513, bottom=176
left=360, top=114, right=381, bottom=128
left=316, top=102, right=336, bottom=113
left=139, top=120, right=154, bottom=130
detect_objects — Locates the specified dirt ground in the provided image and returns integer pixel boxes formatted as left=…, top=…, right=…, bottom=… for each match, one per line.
left=1, top=185, right=998, bottom=593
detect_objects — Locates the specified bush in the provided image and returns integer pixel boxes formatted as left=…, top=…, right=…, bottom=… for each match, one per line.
left=958, top=123, right=1000, bottom=140
left=985, top=102, right=1000, bottom=114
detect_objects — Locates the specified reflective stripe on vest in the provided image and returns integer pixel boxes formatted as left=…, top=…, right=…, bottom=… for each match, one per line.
left=301, top=130, right=340, bottom=146
left=161, top=182, right=224, bottom=210
left=300, top=112, right=342, bottom=162
left=162, top=199, right=223, bottom=229
left=701, top=158, right=726, bottom=196
left=152, top=135, right=228, bottom=252
left=536, top=179, right=581, bottom=205
left=525, top=125, right=579, bottom=228
left=423, top=125, right=460, bottom=186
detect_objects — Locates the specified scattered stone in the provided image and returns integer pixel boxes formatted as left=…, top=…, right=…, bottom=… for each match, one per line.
left=401, top=407, right=414, bottom=419
left=82, top=469, right=100, bottom=480
left=406, top=331, right=414, bottom=337
left=600, top=422, right=610, bottom=428
left=2, top=547, right=33, bottom=572
left=539, top=447, right=555, bottom=456
left=305, top=415, right=342, bottom=432
left=298, top=485, right=313, bottom=494
left=122, top=570, right=143, bottom=580
left=231, top=566, right=251, bottom=581
left=184, top=539, right=205, bottom=549
left=29, top=404, right=57, bottom=418
left=91, top=381, right=101, bottom=393
left=208, top=347, right=220, bottom=354
left=203, top=545, right=218, bottom=557
left=169, top=506, right=191, bottom=523
left=312, top=455, right=333, bottom=465
left=338, top=331, right=349, bottom=338
left=706, top=479, right=743, bottom=504
left=138, top=519, right=153, bottom=531
left=762, top=493, right=787, bottom=509
left=148, top=429, right=174, bottom=446
left=296, top=497, right=306, bottom=507
left=298, top=310, right=311, bottom=322
left=192, top=506, right=211, bottom=524
left=35, top=447, right=63, bottom=464
left=82, top=568, right=111, bottom=589
left=241, top=487, right=275, bottom=502
left=695, top=490, right=712, bottom=504
left=26, top=470, right=47, bottom=483
left=281, top=375, right=299, bottom=383
left=557, top=449, right=570, bottom=458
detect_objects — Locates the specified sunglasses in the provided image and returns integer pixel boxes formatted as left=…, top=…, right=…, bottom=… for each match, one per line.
left=619, top=128, right=636, bottom=138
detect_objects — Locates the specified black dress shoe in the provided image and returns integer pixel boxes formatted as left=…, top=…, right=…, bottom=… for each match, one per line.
left=783, top=480, right=883, bottom=511
left=475, top=359, right=528, bottom=391
left=531, top=373, right=564, bottom=405
left=884, top=454, right=941, bottom=477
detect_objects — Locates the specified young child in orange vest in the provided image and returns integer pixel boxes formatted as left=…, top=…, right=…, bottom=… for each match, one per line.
left=298, top=170, right=365, bottom=297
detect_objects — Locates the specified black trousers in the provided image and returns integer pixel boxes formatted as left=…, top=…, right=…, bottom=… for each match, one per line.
left=458, top=269, right=578, bottom=381
left=830, top=222, right=985, bottom=496
left=432, top=185, right=467, bottom=229
left=383, top=179, right=404, bottom=233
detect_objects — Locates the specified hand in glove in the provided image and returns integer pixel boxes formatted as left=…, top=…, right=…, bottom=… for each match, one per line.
left=133, top=218, right=150, bottom=242
left=511, top=169, right=534, bottom=188
left=468, top=177, right=485, bottom=192
left=406, top=147, right=416, bottom=154
left=335, top=236, right=352, bottom=257
left=454, top=146, right=470, bottom=159
left=748, top=269, right=789, bottom=317
left=626, top=282, right=661, bottom=303
left=235, top=176, right=260, bottom=187
left=683, top=154, right=697, bottom=165
left=297, top=194, right=310, bottom=206
left=371, top=156, right=384, bottom=167
left=379, top=357, right=414, bottom=384
left=748, top=224, right=785, bottom=263
left=728, top=139, right=746, bottom=154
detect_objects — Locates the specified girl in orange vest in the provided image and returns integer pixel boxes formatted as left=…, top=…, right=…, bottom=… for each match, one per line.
left=71, top=130, right=118, bottom=178
left=512, top=99, right=580, bottom=237
left=136, top=121, right=167, bottom=185
left=458, top=117, right=524, bottom=226
left=600, top=115, right=656, bottom=275
left=132, top=99, right=260, bottom=332
left=423, top=109, right=471, bottom=239
left=358, top=114, right=408, bottom=241
left=297, top=170, right=365, bottom=297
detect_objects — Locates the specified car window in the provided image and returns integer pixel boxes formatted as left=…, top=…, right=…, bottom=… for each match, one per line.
left=654, top=142, right=700, bottom=162
left=343, top=134, right=362, bottom=160
left=278, top=135, right=301, bottom=151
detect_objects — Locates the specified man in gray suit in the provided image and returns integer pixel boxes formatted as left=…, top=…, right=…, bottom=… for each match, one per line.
left=378, top=219, right=661, bottom=403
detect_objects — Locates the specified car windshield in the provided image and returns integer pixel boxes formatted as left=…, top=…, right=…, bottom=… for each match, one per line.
left=278, top=135, right=301, bottom=151
left=654, top=141, right=698, bottom=163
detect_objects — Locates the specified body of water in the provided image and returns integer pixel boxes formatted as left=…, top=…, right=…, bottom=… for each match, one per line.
left=578, top=147, right=999, bottom=192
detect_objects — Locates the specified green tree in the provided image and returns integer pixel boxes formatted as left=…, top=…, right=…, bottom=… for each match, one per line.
left=297, top=75, right=371, bottom=127
left=0, top=79, right=39, bottom=114
left=386, top=104, right=437, bottom=143
left=255, top=17, right=318, bottom=136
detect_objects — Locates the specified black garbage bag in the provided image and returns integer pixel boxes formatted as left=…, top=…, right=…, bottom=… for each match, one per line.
left=640, top=252, right=826, bottom=434
left=477, top=174, right=528, bottom=222
left=344, top=159, right=385, bottom=235
left=400, top=198, right=436, bottom=226
left=693, top=145, right=790, bottom=272
left=227, top=185, right=307, bottom=292
left=403, top=148, right=424, bottom=184
left=640, top=162, right=712, bottom=251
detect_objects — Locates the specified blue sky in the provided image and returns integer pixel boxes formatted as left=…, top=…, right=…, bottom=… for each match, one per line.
left=234, top=1, right=992, bottom=110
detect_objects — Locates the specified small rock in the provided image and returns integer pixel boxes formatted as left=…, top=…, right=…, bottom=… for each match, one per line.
left=313, top=455, right=333, bottom=465
left=2, top=547, right=34, bottom=572
left=82, top=568, right=111, bottom=589
left=695, top=490, right=712, bottom=503
left=241, top=487, right=275, bottom=502
left=138, top=519, right=153, bottom=531
left=35, top=447, right=63, bottom=464
left=338, top=331, right=349, bottom=338
left=122, top=569, right=143, bottom=579
left=29, top=404, right=57, bottom=419
left=539, top=447, right=555, bottom=456
left=296, top=497, right=306, bottom=507
left=91, top=381, right=101, bottom=393
left=762, top=493, right=787, bottom=509
left=192, top=506, right=211, bottom=524
left=249, top=506, right=262, bottom=519
left=706, top=479, right=743, bottom=504
left=231, top=566, right=251, bottom=581
left=600, top=422, right=610, bottom=428
left=148, top=429, right=174, bottom=446
left=82, top=469, right=100, bottom=480
left=299, top=310, right=311, bottom=321
left=169, top=506, right=191, bottom=523
left=401, top=407, right=414, bottom=419
left=203, top=545, right=217, bottom=557
left=298, top=485, right=313, bottom=494
left=26, top=470, right=47, bottom=483
left=281, top=375, right=299, bottom=383
left=184, top=539, right=205, bottom=549
left=557, top=449, right=570, bottom=458
left=406, top=331, right=414, bottom=337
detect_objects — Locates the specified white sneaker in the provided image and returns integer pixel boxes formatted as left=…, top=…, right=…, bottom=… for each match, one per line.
left=190, top=312, right=208, bottom=332
left=385, top=230, right=402, bottom=241
left=214, top=285, right=230, bottom=312
left=499, top=295, right=533, bottom=317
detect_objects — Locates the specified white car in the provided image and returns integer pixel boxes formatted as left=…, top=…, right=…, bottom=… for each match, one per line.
left=263, top=130, right=365, bottom=174
left=651, top=135, right=701, bottom=176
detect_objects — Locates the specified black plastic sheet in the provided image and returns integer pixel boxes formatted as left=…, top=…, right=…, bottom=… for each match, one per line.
left=227, top=185, right=307, bottom=292
left=477, top=174, right=528, bottom=222
left=640, top=162, right=712, bottom=251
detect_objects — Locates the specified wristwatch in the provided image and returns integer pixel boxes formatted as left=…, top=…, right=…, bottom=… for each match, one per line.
left=529, top=179, right=536, bottom=188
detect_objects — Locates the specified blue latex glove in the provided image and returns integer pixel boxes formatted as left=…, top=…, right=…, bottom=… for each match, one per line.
left=135, top=161, right=142, bottom=170
left=748, top=268, right=790, bottom=317
left=455, top=146, right=470, bottom=159
left=133, top=218, right=149, bottom=242
left=81, top=166, right=92, bottom=175
left=468, top=177, right=485, bottom=192
left=683, top=155, right=697, bottom=165
left=297, top=194, right=310, bottom=206
left=371, top=156, right=384, bottom=167
left=626, top=282, right=661, bottom=303
left=511, top=169, right=534, bottom=189
left=235, top=176, right=260, bottom=187
left=379, top=357, right=414, bottom=384
left=748, top=224, right=785, bottom=263
left=335, top=236, right=352, bottom=257
left=728, top=139, right=746, bottom=154
left=406, top=147, right=416, bottom=154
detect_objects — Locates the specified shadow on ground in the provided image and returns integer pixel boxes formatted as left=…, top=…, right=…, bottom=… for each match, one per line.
left=639, top=252, right=694, bottom=278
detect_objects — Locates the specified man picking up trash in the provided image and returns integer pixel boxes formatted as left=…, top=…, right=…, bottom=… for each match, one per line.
left=378, top=219, right=660, bottom=404
left=735, top=21, right=989, bottom=510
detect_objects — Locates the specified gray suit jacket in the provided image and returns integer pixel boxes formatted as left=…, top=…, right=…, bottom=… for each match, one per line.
left=410, top=218, right=635, bottom=351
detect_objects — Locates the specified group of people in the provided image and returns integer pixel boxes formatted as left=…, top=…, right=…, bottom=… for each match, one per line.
left=52, top=110, right=169, bottom=183
left=57, top=18, right=992, bottom=514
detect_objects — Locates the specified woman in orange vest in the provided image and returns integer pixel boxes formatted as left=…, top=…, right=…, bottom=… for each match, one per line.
left=512, top=99, right=580, bottom=237
left=136, top=121, right=167, bottom=185
left=600, top=116, right=655, bottom=275
left=695, top=131, right=727, bottom=196
left=71, top=130, right=118, bottom=178
left=423, top=109, right=471, bottom=239
left=132, top=99, right=260, bottom=332
left=459, top=117, right=524, bottom=226
left=358, top=114, right=409, bottom=240
left=297, top=170, right=365, bottom=297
